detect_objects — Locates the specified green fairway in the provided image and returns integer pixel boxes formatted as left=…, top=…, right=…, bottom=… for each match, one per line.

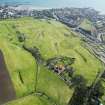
left=0, top=17, right=104, bottom=105
left=0, top=38, right=36, bottom=97
left=37, top=65, right=73, bottom=105
left=9, top=17, right=103, bottom=83
left=5, top=94, right=55, bottom=105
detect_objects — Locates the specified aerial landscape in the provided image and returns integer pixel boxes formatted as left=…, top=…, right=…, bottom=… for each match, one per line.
left=0, top=0, right=105, bottom=105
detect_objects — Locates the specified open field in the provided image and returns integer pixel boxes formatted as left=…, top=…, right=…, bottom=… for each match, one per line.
left=79, top=19, right=94, bottom=32
left=5, top=94, right=55, bottom=105
left=0, top=17, right=104, bottom=105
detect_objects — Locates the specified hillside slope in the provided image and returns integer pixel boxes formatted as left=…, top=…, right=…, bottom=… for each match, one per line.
left=0, top=17, right=104, bottom=105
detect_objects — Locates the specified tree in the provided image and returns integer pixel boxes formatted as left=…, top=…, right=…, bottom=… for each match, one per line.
left=68, top=75, right=87, bottom=105
left=87, top=81, right=104, bottom=105
left=70, top=75, right=87, bottom=87
left=23, top=45, right=44, bottom=64
left=68, top=83, right=87, bottom=105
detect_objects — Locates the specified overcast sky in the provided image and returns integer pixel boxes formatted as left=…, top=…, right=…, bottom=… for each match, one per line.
left=1, top=0, right=105, bottom=13
left=37, top=0, right=105, bottom=14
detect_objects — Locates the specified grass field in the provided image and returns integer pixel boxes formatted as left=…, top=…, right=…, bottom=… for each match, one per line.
left=5, top=94, right=55, bottom=105
left=79, top=19, right=94, bottom=32
left=0, top=17, right=104, bottom=105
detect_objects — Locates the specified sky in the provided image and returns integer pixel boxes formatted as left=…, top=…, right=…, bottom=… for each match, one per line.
left=36, top=0, right=105, bottom=14
left=0, top=0, right=105, bottom=14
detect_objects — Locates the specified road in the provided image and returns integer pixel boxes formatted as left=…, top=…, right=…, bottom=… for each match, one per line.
left=0, top=50, right=16, bottom=104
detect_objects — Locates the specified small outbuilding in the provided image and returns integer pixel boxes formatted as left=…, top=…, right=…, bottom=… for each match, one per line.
left=54, top=65, right=65, bottom=74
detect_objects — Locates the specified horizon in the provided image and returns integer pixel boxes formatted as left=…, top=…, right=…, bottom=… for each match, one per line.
left=0, top=0, right=105, bottom=14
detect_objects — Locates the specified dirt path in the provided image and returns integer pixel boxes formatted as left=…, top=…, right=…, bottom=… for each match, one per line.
left=0, top=50, right=16, bottom=104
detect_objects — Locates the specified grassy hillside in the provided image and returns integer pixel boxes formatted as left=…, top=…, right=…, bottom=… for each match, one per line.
left=5, top=94, right=55, bottom=105
left=79, top=19, right=95, bottom=32
left=0, top=17, right=104, bottom=105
